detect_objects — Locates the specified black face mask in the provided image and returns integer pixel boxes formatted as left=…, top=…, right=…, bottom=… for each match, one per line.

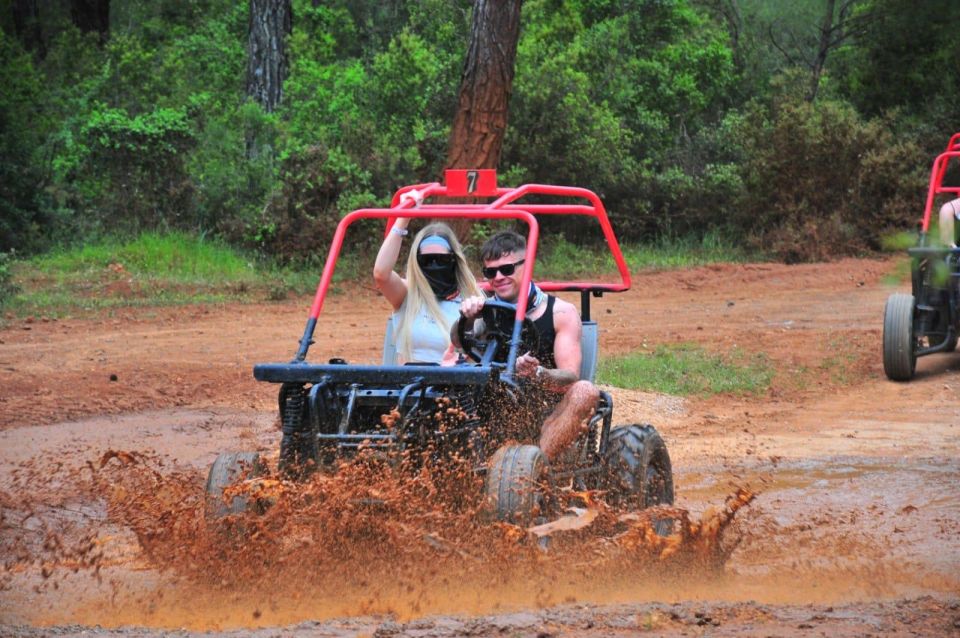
left=418, top=253, right=459, bottom=298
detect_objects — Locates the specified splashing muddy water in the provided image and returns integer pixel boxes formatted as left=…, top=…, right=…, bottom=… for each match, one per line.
left=2, top=435, right=758, bottom=631
left=0, top=406, right=956, bottom=632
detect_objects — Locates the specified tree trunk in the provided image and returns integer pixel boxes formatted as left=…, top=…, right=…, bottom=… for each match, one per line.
left=12, top=0, right=45, bottom=56
left=808, top=0, right=837, bottom=101
left=70, top=0, right=110, bottom=45
left=246, top=0, right=292, bottom=113
left=445, top=0, right=522, bottom=237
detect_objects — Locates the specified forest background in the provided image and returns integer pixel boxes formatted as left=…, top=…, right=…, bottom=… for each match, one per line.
left=1, top=0, right=959, bottom=280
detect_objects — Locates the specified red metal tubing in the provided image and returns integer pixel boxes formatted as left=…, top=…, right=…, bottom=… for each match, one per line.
left=947, top=133, right=960, bottom=152
left=308, top=208, right=539, bottom=322
left=922, top=151, right=960, bottom=231
left=377, top=181, right=631, bottom=292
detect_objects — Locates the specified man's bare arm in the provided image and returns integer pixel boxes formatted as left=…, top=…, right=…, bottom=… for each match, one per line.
left=542, top=300, right=582, bottom=391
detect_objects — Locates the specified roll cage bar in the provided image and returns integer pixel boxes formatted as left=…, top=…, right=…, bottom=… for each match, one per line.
left=281, top=169, right=632, bottom=381
left=920, top=132, right=960, bottom=236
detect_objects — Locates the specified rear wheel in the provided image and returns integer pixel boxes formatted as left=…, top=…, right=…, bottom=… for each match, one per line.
left=485, top=444, right=551, bottom=525
left=204, top=451, right=267, bottom=519
left=883, top=293, right=917, bottom=381
left=602, top=424, right=674, bottom=536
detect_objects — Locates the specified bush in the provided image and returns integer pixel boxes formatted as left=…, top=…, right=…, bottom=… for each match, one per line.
left=0, top=34, right=52, bottom=253
left=721, top=78, right=927, bottom=262
left=231, top=144, right=378, bottom=265
left=78, top=105, right=197, bottom=233
left=191, top=99, right=279, bottom=232
left=0, top=251, right=20, bottom=307
left=503, top=0, right=737, bottom=243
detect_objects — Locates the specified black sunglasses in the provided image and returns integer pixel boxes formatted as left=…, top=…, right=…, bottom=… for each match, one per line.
left=482, top=259, right=525, bottom=279
left=417, top=253, right=457, bottom=269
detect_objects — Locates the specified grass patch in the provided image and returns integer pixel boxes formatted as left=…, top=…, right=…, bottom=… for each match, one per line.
left=597, top=343, right=773, bottom=397
left=4, top=232, right=336, bottom=317
left=817, top=334, right=861, bottom=385
left=3, top=230, right=756, bottom=318
left=25, top=231, right=256, bottom=280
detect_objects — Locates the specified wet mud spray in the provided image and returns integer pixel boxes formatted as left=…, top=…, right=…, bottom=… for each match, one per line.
left=1, top=446, right=756, bottom=630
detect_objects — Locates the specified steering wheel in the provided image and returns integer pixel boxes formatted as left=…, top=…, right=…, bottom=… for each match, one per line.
left=457, top=298, right=540, bottom=364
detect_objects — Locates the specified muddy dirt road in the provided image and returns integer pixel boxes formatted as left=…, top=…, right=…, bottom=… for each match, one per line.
left=1, top=257, right=958, bottom=637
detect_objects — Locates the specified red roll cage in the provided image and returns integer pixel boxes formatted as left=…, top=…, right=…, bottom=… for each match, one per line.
left=920, top=133, right=960, bottom=233
left=306, top=169, right=632, bottom=329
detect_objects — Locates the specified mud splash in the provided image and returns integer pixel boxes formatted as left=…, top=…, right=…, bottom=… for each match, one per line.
left=1, top=447, right=755, bottom=630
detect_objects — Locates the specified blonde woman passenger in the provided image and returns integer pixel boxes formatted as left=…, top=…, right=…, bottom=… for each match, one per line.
left=373, top=219, right=482, bottom=364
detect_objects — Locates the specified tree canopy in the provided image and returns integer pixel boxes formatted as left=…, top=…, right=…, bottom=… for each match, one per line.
left=1, top=0, right=958, bottom=262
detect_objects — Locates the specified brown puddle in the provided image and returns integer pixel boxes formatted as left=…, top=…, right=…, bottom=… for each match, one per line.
left=1, top=410, right=958, bottom=631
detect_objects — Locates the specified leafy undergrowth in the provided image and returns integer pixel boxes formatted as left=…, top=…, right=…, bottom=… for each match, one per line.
left=2, top=232, right=757, bottom=320
left=4, top=233, right=332, bottom=317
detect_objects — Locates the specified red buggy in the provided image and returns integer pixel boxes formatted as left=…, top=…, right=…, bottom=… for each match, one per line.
left=206, top=170, right=674, bottom=530
left=883, top=134, right=960, bottom=380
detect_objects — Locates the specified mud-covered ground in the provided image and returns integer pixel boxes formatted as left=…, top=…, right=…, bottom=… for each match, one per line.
left=1, top=257, right=959, bottom=637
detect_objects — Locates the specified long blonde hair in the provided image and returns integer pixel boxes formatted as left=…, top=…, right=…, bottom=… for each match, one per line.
left=396, top=222, right=482, bottom=361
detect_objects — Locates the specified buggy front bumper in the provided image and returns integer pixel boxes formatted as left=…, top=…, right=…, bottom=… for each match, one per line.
left=254, top=362, right=501, bottom=387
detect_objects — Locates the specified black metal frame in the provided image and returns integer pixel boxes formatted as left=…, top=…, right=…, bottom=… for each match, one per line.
left=908, top=245, right=960, bottom=356
left=256, top=298, right=616, bottom=484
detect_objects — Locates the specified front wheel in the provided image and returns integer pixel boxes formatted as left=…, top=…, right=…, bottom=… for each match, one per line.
left=883, top=293, right=917, bottom=381
left=485, top=444, right=551, bottom=525
left=204, top=451, right=267, bottom=519
left=602, top=424, right=674, bottom=536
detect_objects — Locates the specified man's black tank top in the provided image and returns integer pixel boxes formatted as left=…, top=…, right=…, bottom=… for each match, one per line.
left=531, top=295, right=557, bottom=368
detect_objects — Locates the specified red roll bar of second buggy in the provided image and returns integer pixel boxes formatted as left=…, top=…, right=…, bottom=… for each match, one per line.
left=921, top=149, right=960, bottom=232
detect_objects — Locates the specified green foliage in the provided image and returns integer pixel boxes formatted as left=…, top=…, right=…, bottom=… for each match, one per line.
left=190, top=99, right=279, bottom=231
left=0, top=33, right=52, bottom=252
left=252, top=0, right=471, bottom=261
left=505, top=0, right=737, bottom=240
left=1, top=0, right=954, bottom=265
left=719, top=76, right=927, bottom=261
left=597, top=343, right=773, bottom=396
left=834, top=0, right=960, bottom=128
left=0, top=250, right=20, bottom=307
left=77, top=105, right=196, bottom=232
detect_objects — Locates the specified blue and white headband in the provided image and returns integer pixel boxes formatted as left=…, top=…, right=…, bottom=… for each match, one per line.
left=419, top=235, right=452, bottom=251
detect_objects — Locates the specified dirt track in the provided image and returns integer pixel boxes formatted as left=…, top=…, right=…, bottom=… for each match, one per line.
left=1, top=257, right=959, bottom=636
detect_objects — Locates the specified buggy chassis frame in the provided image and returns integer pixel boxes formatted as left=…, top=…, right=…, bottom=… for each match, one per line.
left=253, top=170, right=633, bottom=468
left=910, top=134, right=960, bottom=357
left=883, top=134, right=960, bottom=379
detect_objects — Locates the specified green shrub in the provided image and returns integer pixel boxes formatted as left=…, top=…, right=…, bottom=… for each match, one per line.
left=504, top=0, right=737, bottom=241
left=79, top=105, right=197, bottom=233
left=721, top=77, right=927, bottom=262
left=0, top=251, right=20, bottom=307
left=0, top=34, right=53, bottom=253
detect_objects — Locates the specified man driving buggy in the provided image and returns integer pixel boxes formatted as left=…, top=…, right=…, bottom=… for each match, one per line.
left=451, top=230, right=600, bottom=461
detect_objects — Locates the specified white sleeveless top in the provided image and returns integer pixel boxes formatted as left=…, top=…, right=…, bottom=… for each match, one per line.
left=394, top=296, right=462, bottom=363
